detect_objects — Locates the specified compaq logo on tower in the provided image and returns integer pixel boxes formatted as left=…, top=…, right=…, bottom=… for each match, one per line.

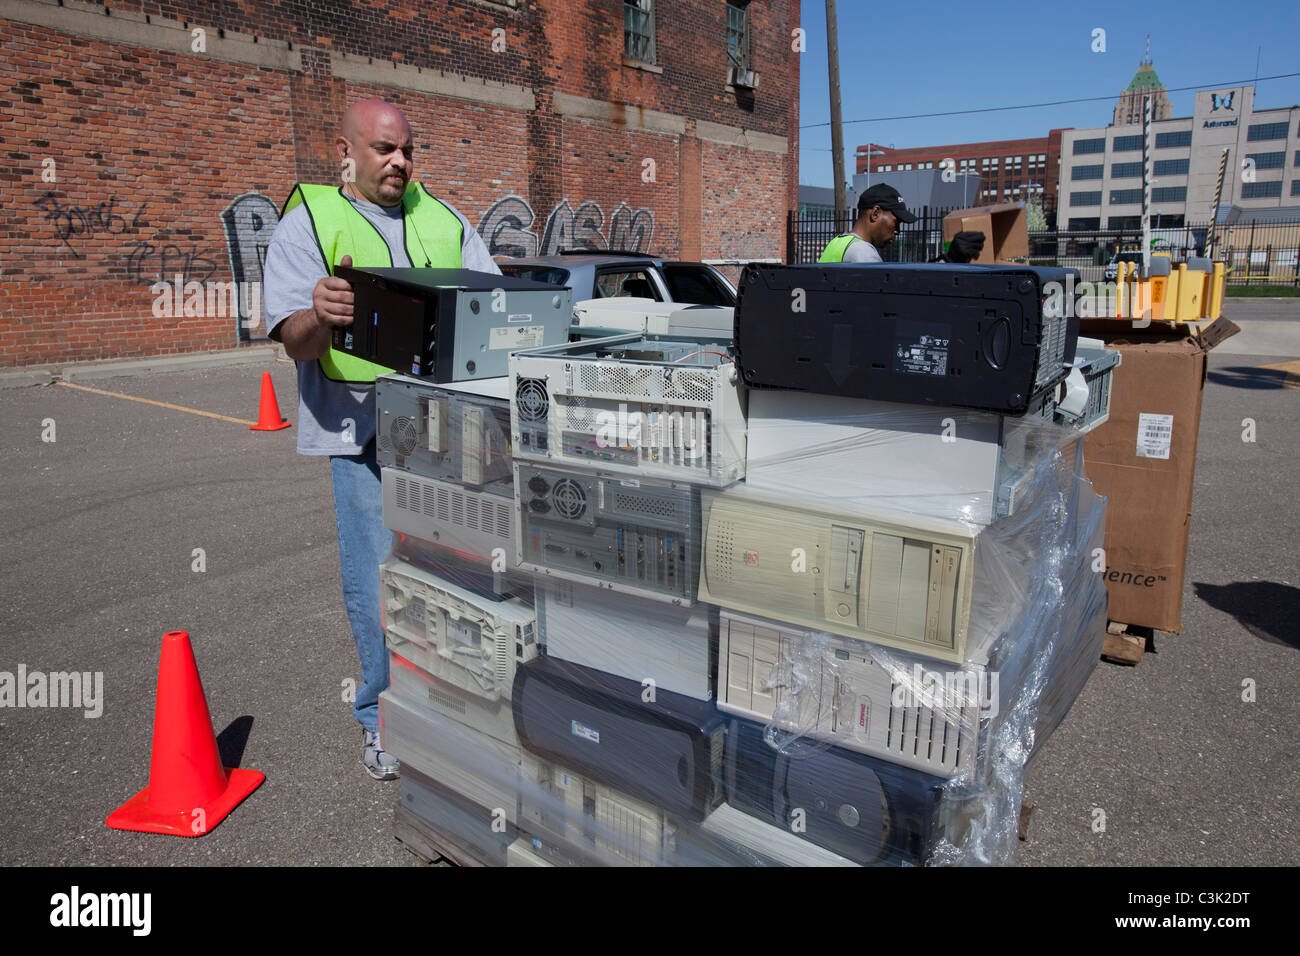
left=50, top=886, right=151, bottom=936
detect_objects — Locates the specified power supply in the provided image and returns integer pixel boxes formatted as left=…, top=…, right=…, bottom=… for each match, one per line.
left=332, top=266, right=572, bottom=380
left=380, top=557, right=537, bottom=704
left=375, top=374, right=513, bottom=492
left=515, top=462, right=701, bottom=605
left=510, top=333, right=747, bottom=486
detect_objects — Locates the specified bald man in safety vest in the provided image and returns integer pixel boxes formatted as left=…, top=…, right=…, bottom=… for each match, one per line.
left=264, top=99, right=500, bottom=780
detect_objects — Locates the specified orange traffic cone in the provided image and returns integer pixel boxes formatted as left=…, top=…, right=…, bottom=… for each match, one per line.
left=106, top=631, right=264, bottom=837
left=250, top=371, right=291, bottom=431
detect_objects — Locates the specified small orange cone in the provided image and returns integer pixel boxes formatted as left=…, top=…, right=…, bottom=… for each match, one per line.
left=250, top=371, right=291, bottom=431
left=106, top=631, right=264, bottom=837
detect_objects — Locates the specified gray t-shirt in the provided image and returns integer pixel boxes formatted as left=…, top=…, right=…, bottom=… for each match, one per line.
left=838, top=235, right=883, bottom=263
left=263, top=190, right=500, bottom=456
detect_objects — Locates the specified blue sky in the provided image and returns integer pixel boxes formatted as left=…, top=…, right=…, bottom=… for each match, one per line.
left=798, top=0, right=1300, bottom=186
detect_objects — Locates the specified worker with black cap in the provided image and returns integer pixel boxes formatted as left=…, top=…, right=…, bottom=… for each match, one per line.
left=819, top=182, right=985, bottom=264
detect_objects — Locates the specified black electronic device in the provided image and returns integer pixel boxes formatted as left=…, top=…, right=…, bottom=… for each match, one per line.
left=332, top=266, right=572, bottom=380
left=723, top=716, right=947, bottom=866
left=511, top=656, right=726, bottom=822
left=733, top=262, right=1081, bottom=414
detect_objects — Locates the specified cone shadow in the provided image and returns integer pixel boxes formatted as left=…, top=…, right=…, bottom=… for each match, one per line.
left=216, top=715, right=255, bottom=769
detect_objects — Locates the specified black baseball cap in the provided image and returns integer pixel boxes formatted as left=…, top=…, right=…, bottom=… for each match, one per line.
left=857, top=183, right=918, bottom=223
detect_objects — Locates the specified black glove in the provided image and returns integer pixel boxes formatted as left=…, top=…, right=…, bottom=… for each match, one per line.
left=946, top=231, right=986, bottom=263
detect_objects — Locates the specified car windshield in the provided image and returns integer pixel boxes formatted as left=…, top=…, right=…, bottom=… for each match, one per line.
left=661, top=263, right=736, bottom=306
left=500, top=264, right=571, bottom=286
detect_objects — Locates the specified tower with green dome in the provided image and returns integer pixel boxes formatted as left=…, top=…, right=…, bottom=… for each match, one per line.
left=1114, top=36, right=1172, bottom=126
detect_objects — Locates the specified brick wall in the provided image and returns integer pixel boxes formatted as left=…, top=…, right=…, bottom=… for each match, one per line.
left=0, top=0, right=800, bottom=367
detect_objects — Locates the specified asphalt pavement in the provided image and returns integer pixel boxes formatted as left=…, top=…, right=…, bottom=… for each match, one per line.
left=1, top=299, right=1296, bottom=867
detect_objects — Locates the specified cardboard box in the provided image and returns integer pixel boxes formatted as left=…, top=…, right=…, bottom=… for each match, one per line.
left=1081, top=316, right=1238, bottom=632
left=942, top=202, right=1028, bottom=263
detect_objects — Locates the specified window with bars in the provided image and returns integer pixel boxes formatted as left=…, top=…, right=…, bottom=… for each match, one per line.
left=726, top=1, right=750, bottom=71
left=625, top=0, right=656, bottom=64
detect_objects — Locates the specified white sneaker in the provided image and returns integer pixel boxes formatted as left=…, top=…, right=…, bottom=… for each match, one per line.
left=362, top=729, right=400, bottom=781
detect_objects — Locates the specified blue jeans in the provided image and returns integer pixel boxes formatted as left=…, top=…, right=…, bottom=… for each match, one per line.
left=330, top=441, right=394, bottom=734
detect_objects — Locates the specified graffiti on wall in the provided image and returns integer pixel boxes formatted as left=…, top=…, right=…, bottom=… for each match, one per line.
left=220, top=193, right=281, bottom=342
left=32, top=189, right=657, bottom=340
left=477, top=195, right=655, bottom=258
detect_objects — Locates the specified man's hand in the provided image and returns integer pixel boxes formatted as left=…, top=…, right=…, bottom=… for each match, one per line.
left=275, top=255, right=355, bottom=361
left=946, top=231, right=986, bottom=263
left=312, top=254, right=356, bottom=328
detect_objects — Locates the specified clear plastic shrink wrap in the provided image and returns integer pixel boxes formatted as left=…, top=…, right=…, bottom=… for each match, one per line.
left=373, top=280, right=1115, bottom=866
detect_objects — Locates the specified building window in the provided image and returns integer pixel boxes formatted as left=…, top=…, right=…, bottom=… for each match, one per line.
left=1072, top=164, right=1104, bottom=180
left=1070, top=191, right=1102, bottom=207
left=1241, top=180, right=1283, bottom=199
left=1153, top=158, right=1190, bottom=176
left=1112, top=135, right=1143, bottom=152
left=1155, top=130, right=1192, bottom=148
left=624, top=0, right=656, bottom=64
left=1111, top=162, right=1143, bottom=179
left=726, top=1, right=750, bottom=71
left=1073, top=138, right=1106, bottom=155
left=1107, top=216, right=1141, bottom=230
left=1247, top=122, right=1289, bottom=142
left=1295, top=151, right=1300, bottom=167
left=1068, top=217, right=1101, bottom=230
left=1109, top=189, right=1143, bottom=205
left=1152, top=214, right=1185, bottom=228
left=1246, top=152, right=1286, bottom=170
left=1152, top=186, right=1187, bottom=203
left=1291, top=180, right=1300, bottom=197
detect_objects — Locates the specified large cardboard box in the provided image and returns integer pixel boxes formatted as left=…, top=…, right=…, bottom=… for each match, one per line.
left=942, top=202, right=1027, bottom=263
left=1081, top=317, right=1238, bottom=632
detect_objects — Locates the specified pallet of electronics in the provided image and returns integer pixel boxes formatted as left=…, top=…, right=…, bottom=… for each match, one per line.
left=375, top=288, right=1114, bottom=866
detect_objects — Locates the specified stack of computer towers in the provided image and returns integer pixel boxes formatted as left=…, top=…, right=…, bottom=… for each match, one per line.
left=376, top=263, right=1118, bottom=866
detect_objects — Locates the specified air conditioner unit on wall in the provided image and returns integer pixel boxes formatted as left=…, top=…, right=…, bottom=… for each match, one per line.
left=728, top=67, right=759, bottom=89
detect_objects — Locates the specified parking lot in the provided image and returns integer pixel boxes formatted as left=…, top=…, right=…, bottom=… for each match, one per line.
left=1, top=299, right=1297, bottom=867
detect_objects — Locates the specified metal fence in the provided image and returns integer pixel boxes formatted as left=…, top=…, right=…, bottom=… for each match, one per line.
left=787, top=211, right=1300, bottom=287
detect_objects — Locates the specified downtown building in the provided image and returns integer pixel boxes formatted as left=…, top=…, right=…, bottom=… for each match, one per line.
left=1, top=0, right=799, bottom=367
left=1057, top=61, right=1300, bottom=231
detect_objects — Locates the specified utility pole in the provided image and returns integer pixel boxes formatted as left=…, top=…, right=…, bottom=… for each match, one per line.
left=825, top=0, right=846, bottom=217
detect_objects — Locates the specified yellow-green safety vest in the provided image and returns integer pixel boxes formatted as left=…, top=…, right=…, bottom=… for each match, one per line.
left=281, top=183, right=464, bottom=383
left=818, top=233, right=863, bottom=263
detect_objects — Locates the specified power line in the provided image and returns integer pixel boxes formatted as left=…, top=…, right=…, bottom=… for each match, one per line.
left=800, top=71, right=1300, bottom=130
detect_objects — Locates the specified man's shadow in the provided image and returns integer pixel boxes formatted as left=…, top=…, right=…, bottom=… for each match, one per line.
left=1193, top=581, right=1300, bottom=649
